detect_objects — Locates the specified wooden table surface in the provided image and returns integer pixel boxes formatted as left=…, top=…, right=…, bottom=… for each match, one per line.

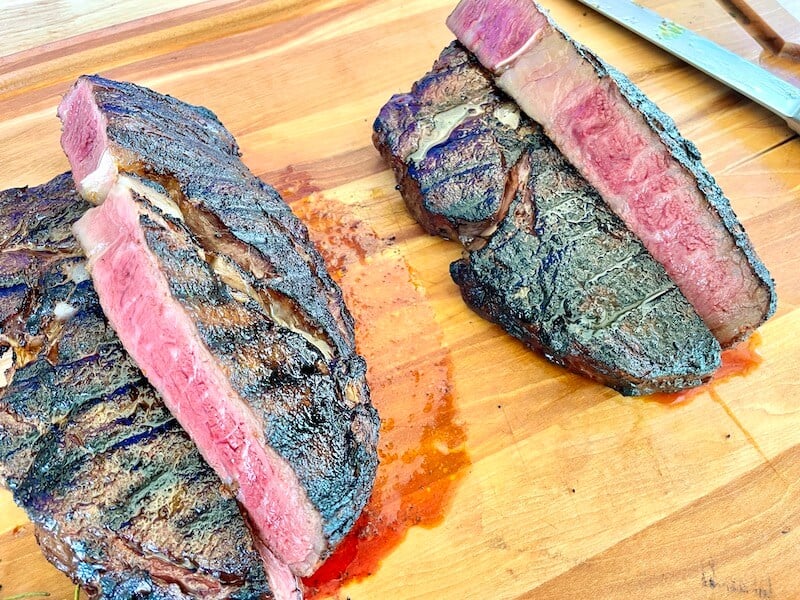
left=1, top=1, right=800, bottom=598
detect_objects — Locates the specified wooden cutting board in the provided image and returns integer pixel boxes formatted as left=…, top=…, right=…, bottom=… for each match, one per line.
left=2, top=1, right=800, bottom=598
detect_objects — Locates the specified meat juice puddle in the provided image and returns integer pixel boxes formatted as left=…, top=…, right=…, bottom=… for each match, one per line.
left=289, top=194, right=470, bottom=598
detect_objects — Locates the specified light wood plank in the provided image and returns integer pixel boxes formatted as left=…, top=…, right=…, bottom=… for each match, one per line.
left=2, top=0, right=210, bottom=57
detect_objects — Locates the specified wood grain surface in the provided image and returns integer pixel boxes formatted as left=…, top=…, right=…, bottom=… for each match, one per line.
left=1, top=1, right=800, bottom=598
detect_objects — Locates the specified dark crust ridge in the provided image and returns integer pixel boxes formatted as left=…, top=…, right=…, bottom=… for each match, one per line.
left=0, top=174, right=273, bottom=599
left=71, top=75, right=379, bottom=558
left=86, top=75, right=357, bottom=359
left=451, top=136, right=721, bottom=395
left=373, top=42, right=722, bottom=395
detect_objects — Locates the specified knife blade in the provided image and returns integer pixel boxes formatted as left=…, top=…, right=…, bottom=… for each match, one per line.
left=573, top=0, right=800, bottom=133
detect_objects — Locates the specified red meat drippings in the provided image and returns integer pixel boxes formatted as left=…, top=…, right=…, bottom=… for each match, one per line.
left=290, top=193, right=470, bottom=599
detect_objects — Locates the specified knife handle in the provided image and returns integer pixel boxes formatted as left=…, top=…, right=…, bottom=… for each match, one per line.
left=717, top=0, right=800, bottom=60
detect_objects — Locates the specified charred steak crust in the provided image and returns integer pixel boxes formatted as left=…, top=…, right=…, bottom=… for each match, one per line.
left=58, top=75, right=380, bottom=575
left=0, top=174, right=273, bottom=599
left=373, top=42, right=721, bottom=395
left=83, top=75, right=357, bottom=358
left=451, top=135, right=720, bottom=395
left=373, top=43, right=527, bottom=244
left=134, top=191, right=377, bottom=547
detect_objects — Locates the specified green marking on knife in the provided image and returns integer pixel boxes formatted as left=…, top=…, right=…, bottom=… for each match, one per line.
left=657, top=19, right=685, bottom=40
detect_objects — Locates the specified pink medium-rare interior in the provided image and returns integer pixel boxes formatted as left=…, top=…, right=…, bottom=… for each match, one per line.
left=446, top=0, right=547, bottom=71
left=257, top=540, right=303, bottom=600
left=58, top=80, right=117, bottom=200
left=71, top=183, right=324, bottom=576
left=448, top=0, right=766, bottom=345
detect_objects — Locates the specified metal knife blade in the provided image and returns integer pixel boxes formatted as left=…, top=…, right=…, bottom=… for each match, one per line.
left=574, top=0, right=800, bottom=133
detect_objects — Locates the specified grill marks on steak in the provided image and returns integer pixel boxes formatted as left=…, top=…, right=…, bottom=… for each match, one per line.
left=453, top=139, right=720, bottom=395
left=0, top=173, right=277, bottom=599
left=59, top=76, right=379, bottom=578
left=373, top=42, right=721, bottom=395
left=447, top=0, right=776, bottom=346
left=374, top=45, right=528, bottom=245
left=60, top=77, right=351, bottom=360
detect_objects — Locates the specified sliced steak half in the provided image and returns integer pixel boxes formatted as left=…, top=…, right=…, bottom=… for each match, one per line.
left=0, top=173, right=285, bottom=599
left=373, top=42, right=721, bottom=395
left=58, top=77, right=380, bottom=578
left=447, top=0, right=776, bottom=346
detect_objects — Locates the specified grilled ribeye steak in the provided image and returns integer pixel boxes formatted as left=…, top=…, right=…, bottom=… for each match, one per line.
left=58, top=76, right=380, bottom=578
left=0, top=173, right=279, bottom=599
left=373, top=42, right=527, bottom=245
left=448, top=0, right=776, bottom=346
left=373, top=42, right=721, bottom=395
left=372, top=44, right=527, bottom=245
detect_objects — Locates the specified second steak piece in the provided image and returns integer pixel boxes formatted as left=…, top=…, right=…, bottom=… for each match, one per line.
left=448, top=0, right=776, bottom=346
left=58, top=77, right=380, bottom=579
left=373, top=43, right=721, bottom=395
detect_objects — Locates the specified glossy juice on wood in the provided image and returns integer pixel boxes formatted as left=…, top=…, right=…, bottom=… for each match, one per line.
left=290, top=193, right=470, bottom=597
